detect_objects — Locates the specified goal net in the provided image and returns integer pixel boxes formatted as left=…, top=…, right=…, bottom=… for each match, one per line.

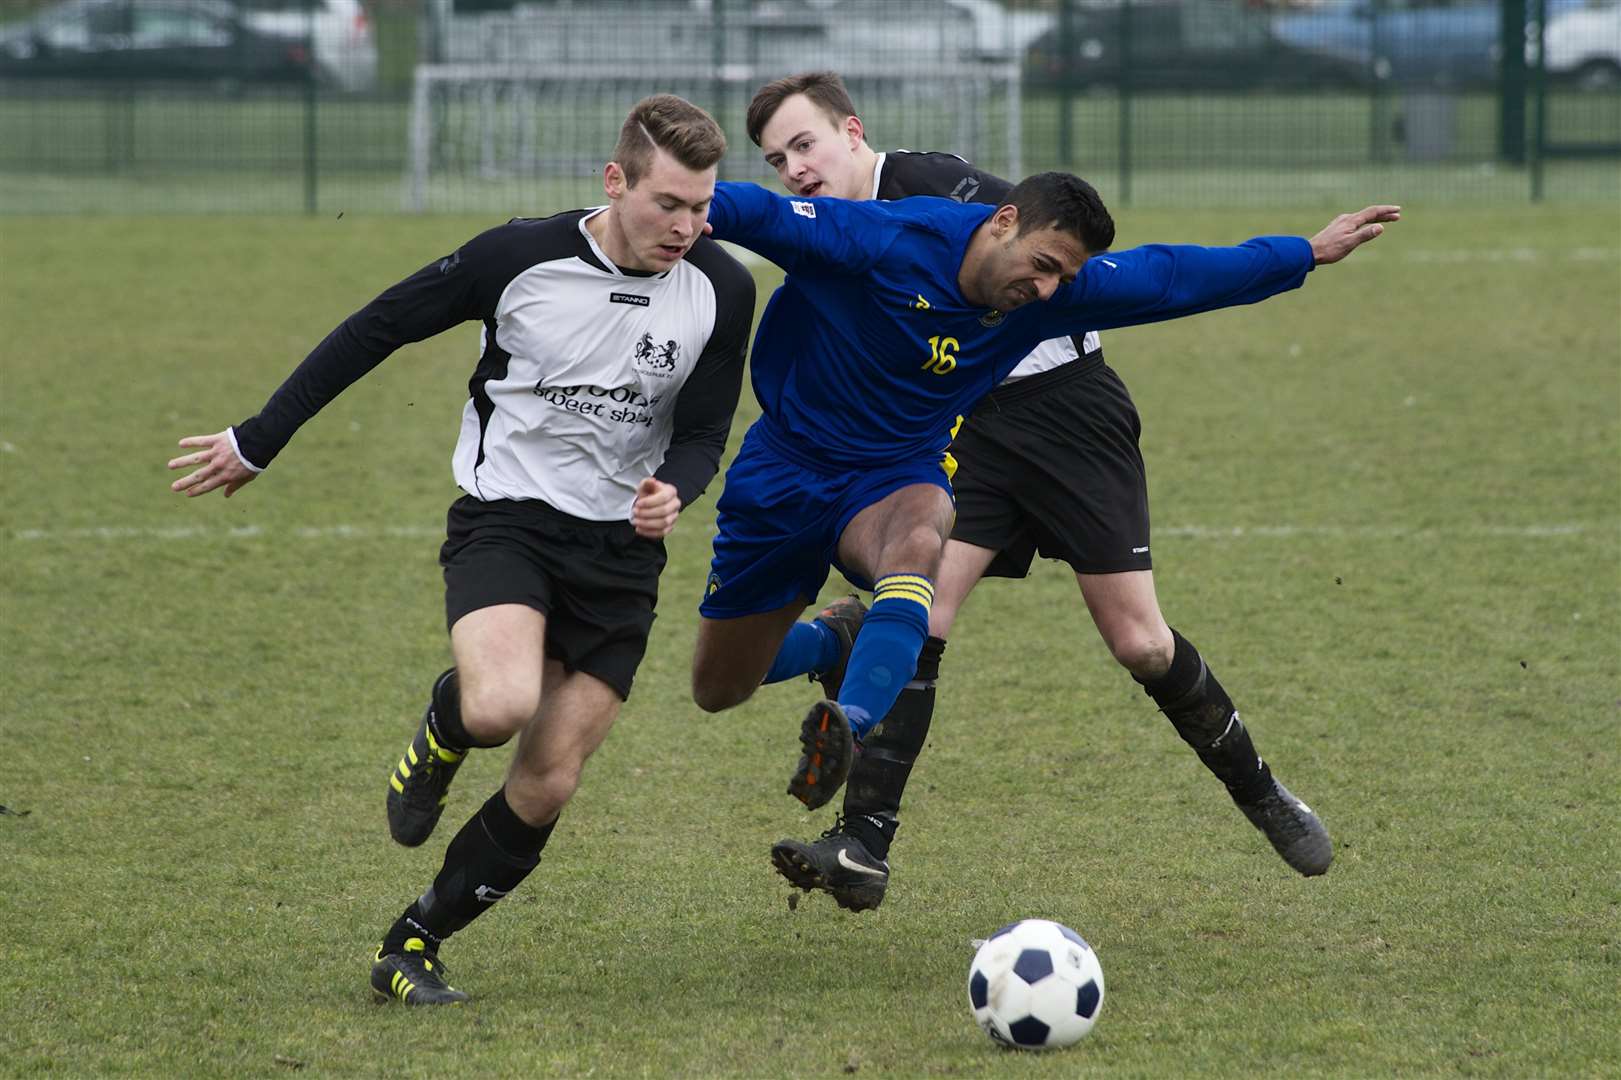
left=404, top=3, right=1025, bottom=211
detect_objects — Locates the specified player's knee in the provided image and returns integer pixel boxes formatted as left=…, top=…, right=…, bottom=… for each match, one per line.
left=913, top=524, right=950, bottom=569
left=1104, top=624, right=1174, bottom=679
left=691, top=673, right=752, bottom=714
left=884, top=527, right=947, bottom=578
left=690, top=677, right=752, bottom=710
left=460, top=680, right=541, bottom=741
left=505, top=764, right=581, bottom=822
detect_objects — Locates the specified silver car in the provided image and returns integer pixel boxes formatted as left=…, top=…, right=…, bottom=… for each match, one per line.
left=239, top=0, right=376, bottom=91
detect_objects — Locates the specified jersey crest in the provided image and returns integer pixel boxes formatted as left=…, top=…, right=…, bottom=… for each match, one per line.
left=633, top=332, right=680, bottom=375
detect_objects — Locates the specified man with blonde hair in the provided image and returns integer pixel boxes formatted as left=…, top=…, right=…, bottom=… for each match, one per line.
left=168, top=95, right=755, bottom=1003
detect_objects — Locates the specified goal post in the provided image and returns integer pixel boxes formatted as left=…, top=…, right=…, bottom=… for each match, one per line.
left=404, top=62, right=1022, bottom=213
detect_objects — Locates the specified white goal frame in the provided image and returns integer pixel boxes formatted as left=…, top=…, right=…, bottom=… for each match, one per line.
left=404, top=62, right=1022, bottom=213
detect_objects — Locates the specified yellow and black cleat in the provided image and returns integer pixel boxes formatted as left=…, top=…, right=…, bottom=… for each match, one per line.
left=370, top=938, right=469, bottom=1006
left=386, top=709, right=466, bottom=847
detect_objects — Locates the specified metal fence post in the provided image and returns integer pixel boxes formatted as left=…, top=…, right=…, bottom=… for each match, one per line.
left=1530, top=0, right=1546, bottom=201
left=1500, top=0, right=1528, bottom=166
left=712, top=0, right=728, bottom=174
left=1118, top=0, right=1133, bottom=206
left=1057, top=0, right=1073, bottom=169
left=1369, top=0, right=1388, bottom=165
left=303, top=0, right=318, bottom=214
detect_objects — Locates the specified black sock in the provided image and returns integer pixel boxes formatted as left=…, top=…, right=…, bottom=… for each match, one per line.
left=842, top=636, right=945, bottom=861
left=1135, top=629, right=1272, bottom=803
left=424, top=668, right=506, bottom=752
left=382, top=788, right=556, bottom=953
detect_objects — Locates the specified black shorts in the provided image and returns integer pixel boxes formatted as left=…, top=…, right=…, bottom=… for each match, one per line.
left=440, top=495, right=667, bottom=700
left=949, top=358, right=1151, bottom=578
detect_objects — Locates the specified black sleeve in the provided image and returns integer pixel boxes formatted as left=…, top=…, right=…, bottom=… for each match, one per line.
left=654, top=241, right=756, bottom=509
left=877, top=151, right=1014, bottom=207
left=231, top=226, right=516, bottom=469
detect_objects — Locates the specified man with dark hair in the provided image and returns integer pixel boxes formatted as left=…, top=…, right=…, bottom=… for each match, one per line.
left=740, top=70, right=1343, bottom=912
left=168, top=94, right=755, bottom=1002
left=689, top=116, right=1396, bottom=892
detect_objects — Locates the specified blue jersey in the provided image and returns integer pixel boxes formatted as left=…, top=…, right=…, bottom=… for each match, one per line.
left=708, top=181, right=1315, bottom=470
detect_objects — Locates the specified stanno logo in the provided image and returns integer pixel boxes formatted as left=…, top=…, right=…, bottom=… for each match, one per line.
left=948, top=176, right=982, bottom=203
left=791, top=200, right=816, bottom=219
left=610, top=292, right=650, bottom=307
left=912, top=293, right=931, bottom=310
left=474, top=885, right=508, bottom=903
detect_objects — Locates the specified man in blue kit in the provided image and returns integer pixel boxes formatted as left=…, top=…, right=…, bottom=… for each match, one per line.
left=687, top=172, right=1398, bottom=818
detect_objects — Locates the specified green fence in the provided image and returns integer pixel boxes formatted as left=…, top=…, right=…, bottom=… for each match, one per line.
left=0, top=0, right=1616, bottom=214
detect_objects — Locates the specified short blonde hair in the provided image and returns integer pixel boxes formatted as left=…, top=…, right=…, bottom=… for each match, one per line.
left=612, top=95, right=727, bottom=187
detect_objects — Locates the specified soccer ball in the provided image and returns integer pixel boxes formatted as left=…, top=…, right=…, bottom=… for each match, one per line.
left=967, top=918, right=1105, bottom=1051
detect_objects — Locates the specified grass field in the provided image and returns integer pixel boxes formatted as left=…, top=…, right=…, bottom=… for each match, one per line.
left=1, top=204, right=1618, bottom=1077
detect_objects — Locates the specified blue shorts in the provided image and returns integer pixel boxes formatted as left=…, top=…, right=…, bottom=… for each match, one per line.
left=700, top=419, right=953, bottom=619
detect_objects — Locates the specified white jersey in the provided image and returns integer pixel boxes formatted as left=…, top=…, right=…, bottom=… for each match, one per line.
left=233, top=209, right=756, bottom=521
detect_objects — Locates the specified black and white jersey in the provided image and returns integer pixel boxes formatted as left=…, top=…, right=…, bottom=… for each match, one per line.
left=873, top=150, right=1102, bottom=383
left=231, top=209, right=756, bottom=521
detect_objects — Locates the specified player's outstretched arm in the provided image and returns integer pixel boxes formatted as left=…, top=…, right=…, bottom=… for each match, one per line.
left=1309, top=205, right=1401, bottom=265
left=168, top=430, right=259, bottom=499
left=707, top=181, right=888, bottom=276
left=629, top=477, right=681, bottom=540
left=164, top=228, right=510, bottom=504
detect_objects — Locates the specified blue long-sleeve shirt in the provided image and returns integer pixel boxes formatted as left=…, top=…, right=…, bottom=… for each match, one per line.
left=707, top=181, right=1314, bottom=470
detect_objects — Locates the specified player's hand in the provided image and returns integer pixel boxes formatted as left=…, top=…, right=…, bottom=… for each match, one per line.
left=630, top=477, right=681, bottom=540
left=167, top=430, right=258, bottom=499
left=1309, top=205, right=1401, bottom=265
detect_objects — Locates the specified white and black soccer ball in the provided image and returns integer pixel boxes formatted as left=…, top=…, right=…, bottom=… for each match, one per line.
left=967, top=918, right=1105, bottom=1051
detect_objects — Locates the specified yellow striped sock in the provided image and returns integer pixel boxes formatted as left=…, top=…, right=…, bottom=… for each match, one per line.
left=874, top=574, right=935, bottom=611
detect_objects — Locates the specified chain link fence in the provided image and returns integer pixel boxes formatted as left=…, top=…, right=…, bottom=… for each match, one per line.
left=0, top=0, right=1616, bottom=213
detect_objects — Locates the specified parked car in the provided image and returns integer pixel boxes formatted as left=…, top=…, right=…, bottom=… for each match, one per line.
left=940, top=0, right=1054, bottom=61
left=238, top=0, right=377, bottom=92
left=1542, top=0, right=1621, bottom=89
left=1025, top=0, right=1365, bottom=91
left=1270, top=0, right=1593, bottom=90
left=0, top=0, right=314, bottom=84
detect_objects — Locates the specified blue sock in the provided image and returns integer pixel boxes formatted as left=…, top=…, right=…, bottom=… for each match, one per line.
left=839, top=575, right=933, bottom=739
left=761, top=620, right=839, bottom=685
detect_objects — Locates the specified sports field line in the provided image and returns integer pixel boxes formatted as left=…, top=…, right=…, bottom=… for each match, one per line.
left=7, top=521, right=1615, bottom=543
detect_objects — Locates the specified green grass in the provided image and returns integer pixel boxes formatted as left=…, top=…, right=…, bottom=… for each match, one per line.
left=1, top=205, right=1618, bottom=1077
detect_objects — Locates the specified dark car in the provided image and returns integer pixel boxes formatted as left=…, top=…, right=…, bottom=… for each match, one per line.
left=1269, top=0, right=1596, bottom=91
left=0, top=0, right=314, bottom=83
left=1026, top=0, right=1366, bottom=92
